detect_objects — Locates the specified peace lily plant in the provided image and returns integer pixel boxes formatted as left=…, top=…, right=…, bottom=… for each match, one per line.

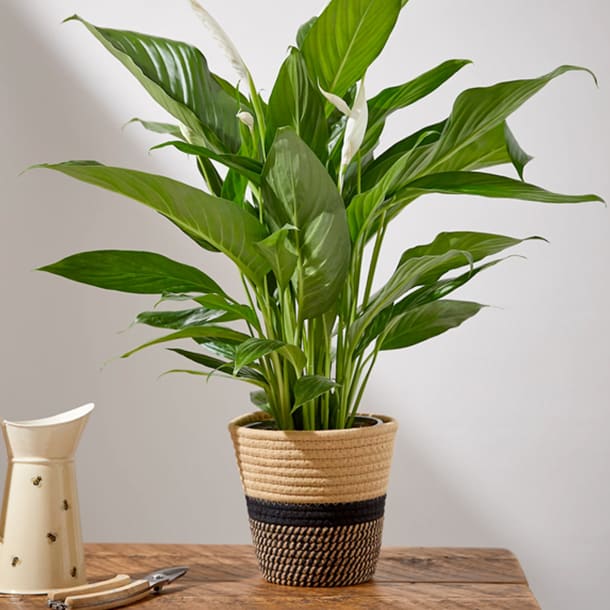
left=35, top=0, right=601, bottom=430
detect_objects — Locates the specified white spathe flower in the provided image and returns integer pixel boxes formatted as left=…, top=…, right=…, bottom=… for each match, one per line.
left=320, top=79, right=368, bottom=186
left=189, top=0, right=250, bottom=85
left=341, top=80, right=368, bottom=171
left=236, top=111, right=255, bottom=133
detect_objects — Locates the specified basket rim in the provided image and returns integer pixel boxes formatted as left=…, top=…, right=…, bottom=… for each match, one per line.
left=229, top=411, right=398, bottom=441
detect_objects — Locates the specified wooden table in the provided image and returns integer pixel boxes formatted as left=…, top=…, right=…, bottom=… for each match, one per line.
left=1, top=544, right=541, bottom=609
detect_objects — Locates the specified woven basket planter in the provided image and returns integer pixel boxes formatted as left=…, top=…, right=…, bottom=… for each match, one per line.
left=229, top=411, right=398, bottom=587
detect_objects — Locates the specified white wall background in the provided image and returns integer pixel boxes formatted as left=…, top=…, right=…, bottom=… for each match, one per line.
left=1, top=1, right=608, bottom=608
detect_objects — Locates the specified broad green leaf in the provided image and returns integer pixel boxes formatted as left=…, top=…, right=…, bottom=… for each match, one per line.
left=356, top=258, right=504, bottom=354
left=266, top=48, right=328, bottom=161
left=408, top=65, right=595, bottom=179
left=255, top=226, right=298, bottom=288
left=293, top=375, right=340, bottom=409
left=398, top=231, right=544, bottom=268
left=362, top=59, right=471, bottom=153
left=135, top=307, right=229, bottom=329
left=425, top=122, right=532, bottom=177
left=392, top=259, right=504, bottom=315
left=262, top=129, right=351, bottom=318
left=349, top=250, right=473, bottom=345
left=234, top=338, right=306, bottom=374
left=122, top=326, right=249, bottom=358
left=301, top=0, right=402, bottom=96
left=194, top=294, right=260, bottom=328
left=168, top=347, right=231, bottom=372
left=39, top=250, right=222, bottom=295
left=396, top=171, right=603, bottom=205
left=67, top=16, right=240, bottom=152
left=35, top=162, right=270, bottom=282
left=234, top=338, right=284, bottom=372
left=380, top=300, right=485, bottom=350
left=361, top=120, right=529, bottom=196
left=355, top=122, right=536, bottom=239
left=375, top=250, right=472, bottom=308
left=168, top=348, right=266, bottom=384
left=152, top=140, right=263, bottom=184
left=126, top=118, right=185, bottom=139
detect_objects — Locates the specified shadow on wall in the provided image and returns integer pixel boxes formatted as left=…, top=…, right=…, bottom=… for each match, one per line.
left=0, top=2, right=250, bottom=545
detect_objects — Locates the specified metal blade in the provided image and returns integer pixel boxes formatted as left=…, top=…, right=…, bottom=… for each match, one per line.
left=143, top=566, right=188, bottom=592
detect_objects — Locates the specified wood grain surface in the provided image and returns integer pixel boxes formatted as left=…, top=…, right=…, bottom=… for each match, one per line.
left=0, top=544, right=541, bottom=609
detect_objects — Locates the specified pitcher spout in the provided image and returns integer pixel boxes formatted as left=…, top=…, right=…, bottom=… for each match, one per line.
left=2, top=403, right=94, bottom=461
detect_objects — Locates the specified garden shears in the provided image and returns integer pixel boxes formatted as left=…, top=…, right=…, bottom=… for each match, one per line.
left=47, top=566, right=188, bottom=609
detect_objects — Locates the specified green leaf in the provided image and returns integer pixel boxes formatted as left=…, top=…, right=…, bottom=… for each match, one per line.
left=255, top=226, right=298, bottom=288
left=392, top=259, right=504, bottom=315
left=408, top=65, right=596, bottom=179
left=293, top=375, right=340, bottom=409
left=168, top=348, right=266, bottom=385
left=126, top=118, right=185, bottom=139
left=355, top=122, right=536, bottom=236
left=262, top=129, right=351, bottom=318
left=397, top=171, right=603, bottom=204
left=234, top=338, right=306, bottom=374
left=423, top=122, right=533, bottom=177
left=194, top=294, right=259, bottom=329
left=266, top=48, right=328, bottom=161
left=361, top=119, right=530, bottom=198
left=168, top=347, right=232, bottom=372
left=380, top=300, right=485, bottom=350
left=356, top=258, right=505, bottom=354
left=349, top=249, right=473, bottom=345
left=122, top=326, right=249, bottom=358
left=66, top=15, right=240, bottom=152
left=398, top=231, right=544, bottom=269
left=135, top=307, right=229, bottom=329
left=152, top=140, right=263, bottom=185
left=363, top=59, right=471, bottom=153
left=38, top=250, right=223, bottom=295
left=301, top=0, right=402, bottom=96
left=35, top=162, right=270, bottom=283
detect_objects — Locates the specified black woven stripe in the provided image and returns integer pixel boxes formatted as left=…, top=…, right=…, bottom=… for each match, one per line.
left=245, top=495, right=386, bottom=527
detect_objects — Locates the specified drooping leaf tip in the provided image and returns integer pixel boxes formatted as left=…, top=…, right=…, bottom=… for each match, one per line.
left=62, top=14, right=82, bottom=25
left=526, top=235, right=549, bottom=244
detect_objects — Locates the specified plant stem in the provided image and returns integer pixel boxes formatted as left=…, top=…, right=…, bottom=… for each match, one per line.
left=362, top=212, right=387, bottom=307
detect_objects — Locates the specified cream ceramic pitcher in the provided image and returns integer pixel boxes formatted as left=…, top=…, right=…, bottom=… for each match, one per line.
left=0, top=403, right=93, bottom=594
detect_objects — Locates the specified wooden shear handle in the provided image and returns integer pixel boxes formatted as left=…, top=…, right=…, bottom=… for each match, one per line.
left=48, top=575, right=131, bottom=601
left=64, top=579, right=151, bottom=610
left=48, top=575, right=152, bottom=610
